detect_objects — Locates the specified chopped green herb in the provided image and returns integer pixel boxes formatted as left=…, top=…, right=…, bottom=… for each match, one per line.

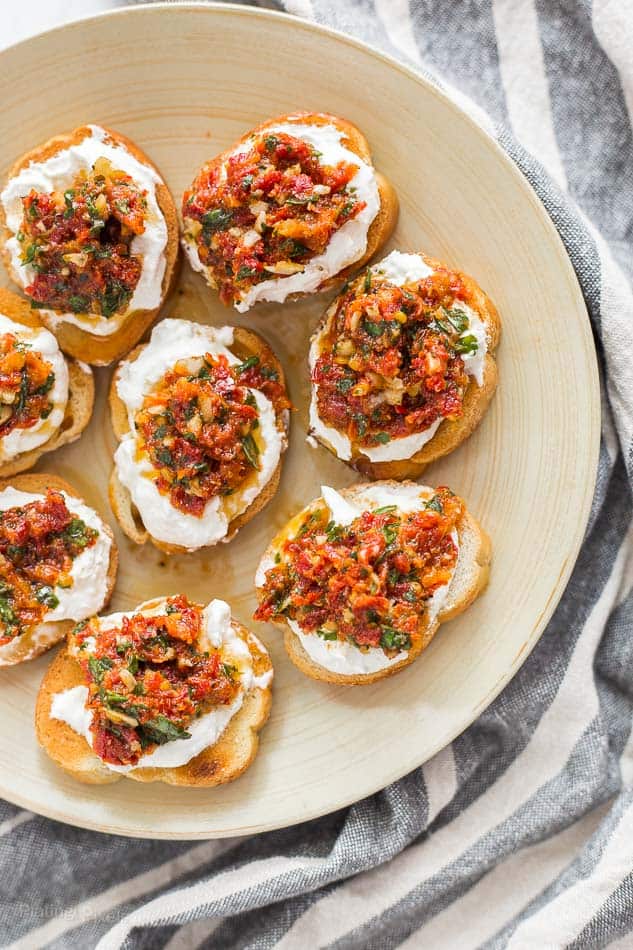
left=155, top=446, right=173, bottom=467
left=325, top=520, right=343, bottom=542
left=68, top=294, right=90, bottom=313
left=425, top=495, right=444, bottom=514
left=236, top=264, right=258, bottom=282
left=141, top=715, right=191, bottom=745
left=336, top=377, right=354, bottom=394
left=242, top=433, right=260, bottom=468
left=64, top=517, right=96, bottom=549
left=374, top=432, right=391, bottom=444
left=316, top=627, right=338, bottom=641
left=35, top=586, right=59, bottom=609
left=35, top=372, right=55, bottom=396
left=236, top=355, right=260, bottom=374
left=88, top=656, right=113, bottom=684
left=201, top=207, right=233, bottom=234
left=380, top=627, right=411, bottom=651
left=442, top=307, right=469, bottom=333
left=382, top=523, right=398, bottom=546
left=454, top=334, right=479, bottom=355
left=0, top=597, right=18, bottom=631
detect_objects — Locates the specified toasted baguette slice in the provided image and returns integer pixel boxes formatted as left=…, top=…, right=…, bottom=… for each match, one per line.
left=310, top=253, right=501, bottom=481
left=108, top=324, right=289, bottom=555
left=182, top=111, right=398, bottom=308
left=0, top=288, right=94, bottom=476
left=0, top=125, right=180, bottom=366
left=256, top=481, right=491, bottom=685
left=35, top=600, right=273, bottom=787
left=0, top=473, right=117, bottom=666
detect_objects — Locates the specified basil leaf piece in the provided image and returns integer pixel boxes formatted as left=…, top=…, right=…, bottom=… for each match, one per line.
left=242, top=433, right=260, bottom=468
left=88, top=656, right=113, bottom=684
left=380, top=627, right=411, bottom=651
left=236, top=355, right=260, bottom=374
left=442, top=307, right=469, bottom=334
left=141, top=715, right=191, bottom=745
left=36, top=586, right=60, bottom=609
left=317, top=627, right=338, bottom=641
left=454, top=334, right=479, bottom=355
left=201, top=208, right=233, bottom=233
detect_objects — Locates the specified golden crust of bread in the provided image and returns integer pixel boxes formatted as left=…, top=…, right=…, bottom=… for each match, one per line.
left=0, top=125, right=180, bottom=366
left=255, top=480, right=491, bottom=685
left=0, top=472, right=118, bottom=667
left=108, top=324, right=289, bottom=555
left=311, top=252, right=501, bottom=480
left=0, top=288, right=95, bottom=477
left=183, top=111, right=398, bottom=304
left=35, top=604, right=273, bottom=787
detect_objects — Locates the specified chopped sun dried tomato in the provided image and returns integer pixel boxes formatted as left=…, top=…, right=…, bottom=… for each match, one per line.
left=312, top=265, right=480, bottom=450
left=0, top=332, right=56, bottom=436
left=182, top=130, right=365, bottom=306
left=70, top=595, right=240, bottom=767
left=254, top=488, right=462, bottom=656
left=0, top=490, right=97, bottom=645
left=18, top=156, right=147, bottom=317
left=135, top=350, right=289, bottom=518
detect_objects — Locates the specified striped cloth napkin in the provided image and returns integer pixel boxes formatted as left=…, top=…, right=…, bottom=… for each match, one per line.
left=3, top=1, right=633, bottom=948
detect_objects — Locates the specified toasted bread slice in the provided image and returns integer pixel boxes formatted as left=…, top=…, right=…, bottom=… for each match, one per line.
left=35, top=603, right=273, bottom=787
left=0, top=473, right=118, bottom=667
left=0, top=287, right=94, bottom=477
left=256, top=481, right=491, bottom=685
left=311, top=253, right=501, bottom=481
left=182, top=111, right=398, bottom=307
left=0, top=125, right=180, bottom=366
left=108, top=325, right=290, bottom=555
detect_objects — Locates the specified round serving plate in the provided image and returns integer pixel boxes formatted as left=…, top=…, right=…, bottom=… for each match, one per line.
left=0, top=3, right=599, bottom=838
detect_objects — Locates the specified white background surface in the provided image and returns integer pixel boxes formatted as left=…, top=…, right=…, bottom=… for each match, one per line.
left=4, top=0, right=125, bottom=49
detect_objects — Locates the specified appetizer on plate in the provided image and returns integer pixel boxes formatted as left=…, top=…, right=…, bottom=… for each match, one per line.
left=0, top=288, right=93, bottom=476
left=181, top=111, right=398, bottom=311
left=308, top=250, right=500, bottom=479
left=109, top=318, right=290, bottom=554
left=254, top=481, right=490, bottom=685
left=0, top=124, right=179, bottom=366
left=0, top=474, right=117, bottom=667
left=36, top=595, right=273, bottom=786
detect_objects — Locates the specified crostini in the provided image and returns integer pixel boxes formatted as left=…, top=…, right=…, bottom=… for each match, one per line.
left=0, top=124, right=179, bottom=366
left=254, top=481, right=490, bottom=685
left=0, top=473, right=117, bottom=667
left=0, top=288, right=94, bottom=476
left=109, top=318, right=290, bottom=554
left=36, top=595, right=273, bottom=787
left=181, top=112, right=398, bottom=312
left=308, top=250, right=500, bottom=480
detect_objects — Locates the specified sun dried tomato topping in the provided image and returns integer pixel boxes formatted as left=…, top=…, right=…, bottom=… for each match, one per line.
left=0, top=333, right=56, bottom=436
left=70, top=595, right=240, bottom=766
left=312, top=265, right=481, bottom=449
left=17, top=156, right=147, bottom=317
left=182, top=130, right=366, bottom=306
left=135, top=350, right=289, bottom=518
left=254, top=488, right=462, bottom=655
left=0, top=490, right=97, bottom=645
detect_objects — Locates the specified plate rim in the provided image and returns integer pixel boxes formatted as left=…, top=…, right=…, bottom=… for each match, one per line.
left=0, top=1, right=601, bottom=838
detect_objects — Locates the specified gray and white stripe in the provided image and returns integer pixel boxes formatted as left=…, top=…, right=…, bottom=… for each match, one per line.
left=2, top=1, right=633, bottom=947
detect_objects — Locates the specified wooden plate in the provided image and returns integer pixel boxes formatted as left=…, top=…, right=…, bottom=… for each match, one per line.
left=0, top=3, right=599, bottom=838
